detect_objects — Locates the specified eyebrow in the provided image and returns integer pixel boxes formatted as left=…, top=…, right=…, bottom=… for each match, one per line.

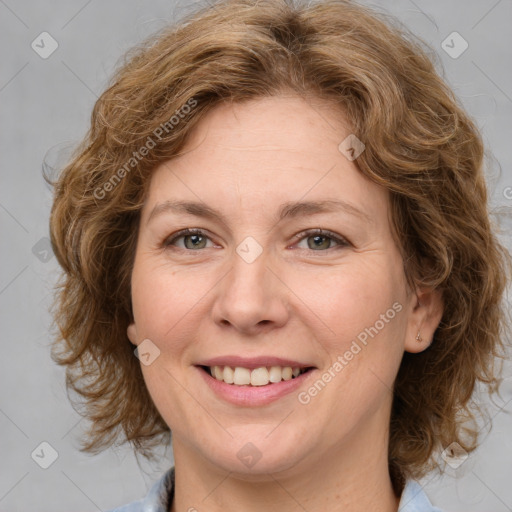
left=146, top=199, right=372, bottom=226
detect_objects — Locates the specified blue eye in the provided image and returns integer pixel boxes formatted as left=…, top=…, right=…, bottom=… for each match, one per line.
left=163, top=228, right=350, bottom=252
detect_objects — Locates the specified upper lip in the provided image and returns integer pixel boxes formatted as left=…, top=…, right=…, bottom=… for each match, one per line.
left=196, top=356, right=316, bottom=370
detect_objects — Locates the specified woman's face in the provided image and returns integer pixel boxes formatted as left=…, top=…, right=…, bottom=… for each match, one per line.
left=127, top=95, right=436, bottom=476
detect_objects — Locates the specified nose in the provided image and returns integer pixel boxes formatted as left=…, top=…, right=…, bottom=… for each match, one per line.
left=211, top=243, right=290, bottom=336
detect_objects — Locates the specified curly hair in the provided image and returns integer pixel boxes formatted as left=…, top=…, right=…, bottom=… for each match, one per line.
left=48, top=0, right=511, bottom=492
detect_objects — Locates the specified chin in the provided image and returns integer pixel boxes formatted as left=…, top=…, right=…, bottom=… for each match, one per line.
left=198, top=434, right=310, bottom=478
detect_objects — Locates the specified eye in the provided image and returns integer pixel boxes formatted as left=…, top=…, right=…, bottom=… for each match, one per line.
left=293, top=228, right=350, bottom=251
left=163, top=227, right=350, bottom=252
left=163, top=228, right=214, bottom=250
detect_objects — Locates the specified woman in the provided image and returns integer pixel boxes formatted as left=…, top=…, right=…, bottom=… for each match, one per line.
left=48, top=0, right=511, bottom=510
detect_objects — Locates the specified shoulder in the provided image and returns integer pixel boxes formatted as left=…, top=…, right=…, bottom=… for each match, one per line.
left=398, top=479, right=444, bottom=512
left=105, top=466, right=175, bottom=512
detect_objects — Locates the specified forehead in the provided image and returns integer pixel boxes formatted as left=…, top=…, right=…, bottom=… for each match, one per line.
left=142, top=95, right=389, bottom=225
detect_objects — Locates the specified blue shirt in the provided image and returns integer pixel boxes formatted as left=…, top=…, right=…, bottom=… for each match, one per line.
left=106, top=466, right=443, bottom=511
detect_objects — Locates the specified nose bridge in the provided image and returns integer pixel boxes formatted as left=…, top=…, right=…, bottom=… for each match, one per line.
left=212, top=235, right=288, bottom=333
left=231, top=236, right=270, bottom=297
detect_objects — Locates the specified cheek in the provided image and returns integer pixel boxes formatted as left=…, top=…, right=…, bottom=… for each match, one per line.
left=294, top=257, right=407, bottom=384
left=303, top=265, right=406, bottom=424
left=290, top=256, right=403, bottom=336
left=130, top=260, right=199, bottom=348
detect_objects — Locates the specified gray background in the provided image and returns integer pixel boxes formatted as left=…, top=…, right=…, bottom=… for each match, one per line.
left=1, top=0, right=511, bottom=511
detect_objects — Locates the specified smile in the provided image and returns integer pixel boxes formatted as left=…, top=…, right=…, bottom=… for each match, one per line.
left=195, top=364, right=317, bottom=407
left=203, top=365, right=312, bottom=386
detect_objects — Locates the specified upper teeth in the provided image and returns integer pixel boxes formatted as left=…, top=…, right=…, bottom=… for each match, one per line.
left=209, top=366, right=305, bottom=386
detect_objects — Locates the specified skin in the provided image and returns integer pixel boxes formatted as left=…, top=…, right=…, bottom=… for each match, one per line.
left=127, top=94, right=444, bottom=512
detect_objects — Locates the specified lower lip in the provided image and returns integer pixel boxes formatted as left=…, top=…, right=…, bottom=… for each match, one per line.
left=196, top=366, right=315, bottom=407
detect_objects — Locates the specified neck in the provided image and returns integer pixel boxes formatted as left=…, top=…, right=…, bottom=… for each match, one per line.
left=169, top=418, right=400, bottom=512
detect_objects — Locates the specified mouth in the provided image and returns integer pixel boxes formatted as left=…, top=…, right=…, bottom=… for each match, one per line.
left=194, top=356, right=318, bottom=406
left=197, top=364, right=316, bottom=386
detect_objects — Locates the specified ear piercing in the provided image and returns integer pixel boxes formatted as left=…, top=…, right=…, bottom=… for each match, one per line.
left=415, top=331, right=423, bottom=342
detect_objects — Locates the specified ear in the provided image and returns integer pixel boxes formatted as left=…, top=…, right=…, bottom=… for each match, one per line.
left=404, top=286, right=444, bottom=354
left=127, top=322, right=139, bottom=346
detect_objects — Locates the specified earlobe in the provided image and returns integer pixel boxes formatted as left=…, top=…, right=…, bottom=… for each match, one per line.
left=127, top=323, right=138, bottom=346
left=404, top=287, right=444, bottom=354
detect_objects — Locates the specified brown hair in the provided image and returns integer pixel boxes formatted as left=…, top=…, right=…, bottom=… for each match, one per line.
left=48, top=0, right=511, bottom=491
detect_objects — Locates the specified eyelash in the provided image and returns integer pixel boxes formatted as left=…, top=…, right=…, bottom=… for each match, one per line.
left=162, top=228, right=350, bottom=253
